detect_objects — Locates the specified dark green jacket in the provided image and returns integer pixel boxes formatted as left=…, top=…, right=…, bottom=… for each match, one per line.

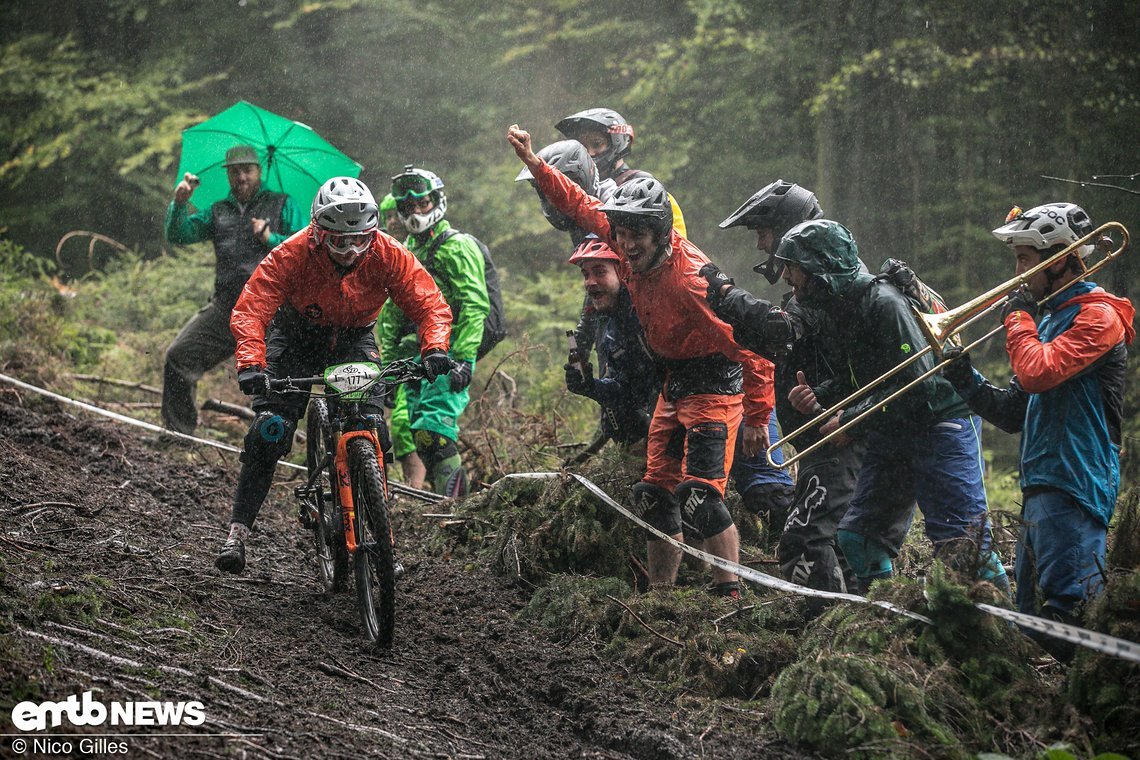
left=812, top=272, right=970, bottom=437
left=165, top=188, right=305, bottom=309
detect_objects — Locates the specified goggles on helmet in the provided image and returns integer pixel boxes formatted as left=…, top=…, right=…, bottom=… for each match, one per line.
left=392, top=174, right=435, bottom=202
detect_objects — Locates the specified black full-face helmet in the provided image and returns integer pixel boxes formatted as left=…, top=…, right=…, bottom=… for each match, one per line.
left=599, top=176, right=673, bottom=244
left=720, top=180, right=823, bottom=284
left=555, top=107, right=634, bottom=178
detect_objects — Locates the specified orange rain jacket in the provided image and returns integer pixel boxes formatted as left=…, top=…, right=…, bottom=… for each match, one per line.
left=530, top=160, right=774, bottom=427
left=231, top=226, right=453, bottom=370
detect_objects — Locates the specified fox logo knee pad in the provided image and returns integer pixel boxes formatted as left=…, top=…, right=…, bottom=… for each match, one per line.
left=675, top=481, right=732, bottom=540
left=631, top=482, right=680, bottom=537
left=239, top=412, right=295, bottom=465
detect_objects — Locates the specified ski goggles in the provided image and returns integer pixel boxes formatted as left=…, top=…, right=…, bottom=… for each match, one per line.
left=391, top=174, right=436, bottom=202
left=318, top=229, right=373, bottom=255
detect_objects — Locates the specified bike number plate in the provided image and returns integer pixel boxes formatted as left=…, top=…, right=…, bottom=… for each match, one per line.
left=324, top=362, right=381, bottom=400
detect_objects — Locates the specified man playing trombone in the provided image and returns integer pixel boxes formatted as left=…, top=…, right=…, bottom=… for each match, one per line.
left=942, top=203, right=1134, bottom=659
left=775, top=220, right=1010, bottom=595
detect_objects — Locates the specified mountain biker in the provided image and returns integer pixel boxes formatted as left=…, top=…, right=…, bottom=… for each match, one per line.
left=162, top=144, right=306, bottom=436
left=377, top=192, right=424, bottom=486
left=702, top=180, right=866, bottom=594
left=773, top=219, right=1008, bottom=595
left=509, top=124, right=788, bottom=599
left=216, top=176, right=454, bottom=574
left=555, top=107, right=686, bottom=238
left=943, top=202, right=1134, bottom=658
left=377, top=166, right=490, bottom=497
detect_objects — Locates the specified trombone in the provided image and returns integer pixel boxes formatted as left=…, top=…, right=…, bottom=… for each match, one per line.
left=767, top=221, right=1129, bottom=469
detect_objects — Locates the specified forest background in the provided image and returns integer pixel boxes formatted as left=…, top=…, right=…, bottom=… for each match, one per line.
left=2, top=0, right=1138, bottom=494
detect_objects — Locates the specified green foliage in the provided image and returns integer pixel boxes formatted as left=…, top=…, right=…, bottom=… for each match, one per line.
left=1066, top=489, right=1140, bottom=758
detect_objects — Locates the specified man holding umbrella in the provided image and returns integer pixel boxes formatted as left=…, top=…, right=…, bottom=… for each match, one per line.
left=162, top=144, right=306, bottom=435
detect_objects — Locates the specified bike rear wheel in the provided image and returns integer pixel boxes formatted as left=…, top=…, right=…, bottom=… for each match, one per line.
left=348, top=437, right=396, bottom=648
left=307, top=398, right=348, bottom=593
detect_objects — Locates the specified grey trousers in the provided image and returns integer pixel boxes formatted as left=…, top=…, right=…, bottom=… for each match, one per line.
left=162, top=300, right=236, bottom=434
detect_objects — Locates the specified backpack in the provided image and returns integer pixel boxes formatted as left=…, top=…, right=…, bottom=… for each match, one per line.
left=421, top=228, right=507, bottom=360
left=875, top=258, right=951, bottom=315
left=874, top=258, right=959, bottom=348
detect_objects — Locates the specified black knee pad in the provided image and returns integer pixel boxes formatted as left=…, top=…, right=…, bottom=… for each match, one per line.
left=675, top=480, right=733, bottom=540
left=631, top=482, right=680, bottom=538
left=413, top=429, right=457, bottom=465
left=239, top=412, right=296, bottom=465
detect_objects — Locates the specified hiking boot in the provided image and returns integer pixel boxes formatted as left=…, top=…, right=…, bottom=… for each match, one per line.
left=709, top=581, right=741, bottom=600
left=215, top=535, right=246, bottom=574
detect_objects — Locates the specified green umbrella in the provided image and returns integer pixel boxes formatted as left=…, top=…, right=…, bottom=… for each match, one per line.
left=175, top=100, right=362, bottom=210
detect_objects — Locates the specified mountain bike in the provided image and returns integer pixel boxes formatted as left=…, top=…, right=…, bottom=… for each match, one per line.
left=268, top=357, right=426, bottom=648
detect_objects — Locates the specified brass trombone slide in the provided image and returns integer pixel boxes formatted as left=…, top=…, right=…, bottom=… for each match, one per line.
left=767, top=221, right=1129, bottom=469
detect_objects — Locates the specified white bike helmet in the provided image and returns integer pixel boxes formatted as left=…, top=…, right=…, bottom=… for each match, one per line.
left=391, top=165, right=447, bottom=234
left=311, top=177, right=379, bottom=258
left=991, top=202, right=1093, bottom=257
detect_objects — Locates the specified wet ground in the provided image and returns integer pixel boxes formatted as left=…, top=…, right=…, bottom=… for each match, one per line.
left=0, top=392, right=806, bottom=759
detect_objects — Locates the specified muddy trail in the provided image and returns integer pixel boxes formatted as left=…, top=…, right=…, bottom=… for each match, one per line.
left=0, top=392, right=807, bottom=759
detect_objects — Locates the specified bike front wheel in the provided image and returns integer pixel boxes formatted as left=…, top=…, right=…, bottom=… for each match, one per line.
left=348, top=437, right=396, bottom=648
left=307, top=398, right=348, bottom=593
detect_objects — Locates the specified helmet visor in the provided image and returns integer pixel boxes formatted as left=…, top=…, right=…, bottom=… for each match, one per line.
left=392, top=174, right=435, bottom=202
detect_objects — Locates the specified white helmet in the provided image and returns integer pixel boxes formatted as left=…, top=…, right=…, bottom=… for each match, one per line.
left=391, top=165, right=447, bottom=234
left=311, top=177, right=379, bottom=233
left=991, top=202, right=1093, bottom=257
left=311, top=177, right=378, bottom=260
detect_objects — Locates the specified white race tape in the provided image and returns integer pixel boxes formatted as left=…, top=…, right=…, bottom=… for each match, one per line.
left=503, top=470, right=1140, bottom=663
left=0, top=372, right=444, bottom=503
left=976, top=603, right=1140, bottom=664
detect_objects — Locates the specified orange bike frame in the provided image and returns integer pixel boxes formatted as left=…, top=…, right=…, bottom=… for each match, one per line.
left=333, top=430, right=389, bottom=554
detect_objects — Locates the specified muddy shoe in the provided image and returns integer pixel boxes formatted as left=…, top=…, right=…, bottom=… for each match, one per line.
left=215, top=536, right=246, bottom=574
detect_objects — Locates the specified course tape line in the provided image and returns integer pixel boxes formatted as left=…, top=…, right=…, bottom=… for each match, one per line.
left=0, top=372, right=444, bottom=504
left=505, top=471, right=1140, bottom=663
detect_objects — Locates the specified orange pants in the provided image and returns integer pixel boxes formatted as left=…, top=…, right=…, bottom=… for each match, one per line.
left=644, top=393, right=743, bottom=497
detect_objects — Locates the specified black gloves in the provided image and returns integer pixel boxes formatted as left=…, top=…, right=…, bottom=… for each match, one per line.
left=237, top=366, right=268, bottom=397
left=564, top=358, right=595, bottom=397
left=421, top=350, right=453, bottom=381
left=699, top=262, right=734, bottom=310
left=448, top=360, right=474, bottom=392
left=940, top=346, right=975, bottom=390
left=1000, top=287, right=1038, bottom=323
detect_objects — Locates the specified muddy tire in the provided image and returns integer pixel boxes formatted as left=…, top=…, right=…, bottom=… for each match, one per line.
left=349, top=437, right=396, bottom=649
left=307, top=399, right=348, bottom=593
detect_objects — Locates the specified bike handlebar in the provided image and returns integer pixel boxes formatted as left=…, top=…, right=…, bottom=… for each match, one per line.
left=266, top=357, right=431, bottom=396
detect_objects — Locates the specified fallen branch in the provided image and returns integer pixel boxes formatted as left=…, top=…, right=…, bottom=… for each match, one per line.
left=317, top=658, right=397, bottom=694
left=202, top=397, right=255, bottom=420
left=67, top=373, right=161, bottom=396
left=606, top=594, right=684, bottom=648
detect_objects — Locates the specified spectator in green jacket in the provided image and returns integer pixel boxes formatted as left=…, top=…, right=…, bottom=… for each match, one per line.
left=378, top=191, right=426, bottom=487
left=378, top=166, right=490, bottom=496
left=162, top=144, right=305, bottom=435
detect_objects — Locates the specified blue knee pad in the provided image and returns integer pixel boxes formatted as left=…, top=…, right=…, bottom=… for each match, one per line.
left=675, top=481, right=733, bottom=540
left=632, top=482, right=680, bottom=539
left=837, top=529, right=893, bottom=582
left=240, top=412, right=296, bottom=465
